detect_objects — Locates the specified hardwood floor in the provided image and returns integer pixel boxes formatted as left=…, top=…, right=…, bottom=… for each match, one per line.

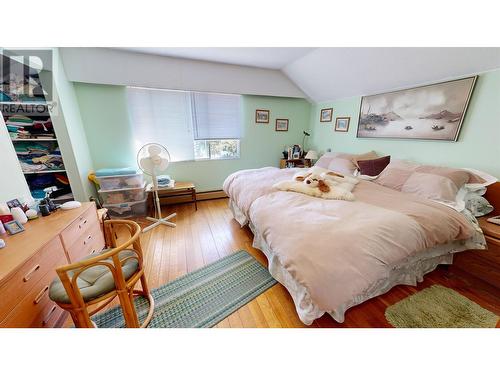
left=83, top=198, right=500, bottom=328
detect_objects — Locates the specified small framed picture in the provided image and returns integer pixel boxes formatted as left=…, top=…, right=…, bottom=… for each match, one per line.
left=335, top=117, right=351, bottom=132
left=6, top=199, right=21, bottom=210
left=4, top=220, right=25, bottom=235
left=255, top=109, right=270, bottom=123
left=275, top=118, right=289, bottom=132
left=320, top=108, right=333, bottom=122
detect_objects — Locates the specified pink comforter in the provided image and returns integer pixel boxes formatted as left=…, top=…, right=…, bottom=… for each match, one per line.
left=224, top=167, right=478, bottom=318
left=223, top=167, right=297, bottom=219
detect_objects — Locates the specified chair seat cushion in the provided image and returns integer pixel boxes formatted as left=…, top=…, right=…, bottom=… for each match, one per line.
left=49, top=249, right=139, bottom=304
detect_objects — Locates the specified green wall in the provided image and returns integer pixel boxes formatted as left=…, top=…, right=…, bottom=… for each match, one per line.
left=74, top=83, right=311, bottom=191
left=50, top=49, right=96, bottom=201
left=74, top=69, right=500, bottom=195
left=309, top=69, right=500, bottom=177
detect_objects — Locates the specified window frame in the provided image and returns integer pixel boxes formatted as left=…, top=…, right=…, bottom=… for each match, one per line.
left=127, top=86, right=242, bottom=163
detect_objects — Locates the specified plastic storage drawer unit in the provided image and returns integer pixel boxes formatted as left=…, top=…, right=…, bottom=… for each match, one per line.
left=103, top=198, right=147, bottom=218
left=98, top=183, right=146, bottom=205
left=96, top=173, right=144, bottom=191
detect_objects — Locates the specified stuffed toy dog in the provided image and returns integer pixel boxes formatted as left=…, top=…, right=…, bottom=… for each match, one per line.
left=274, top=167, right=358, bottom=200
left=294, top=166, right=344, bottom=182
left=302, top=173, right=332, bottom=193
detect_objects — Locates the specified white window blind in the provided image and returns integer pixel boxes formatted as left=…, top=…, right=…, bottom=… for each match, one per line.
left=192, top=92, right=242, bottom=140
left=127, top=87, right=194, bottom=162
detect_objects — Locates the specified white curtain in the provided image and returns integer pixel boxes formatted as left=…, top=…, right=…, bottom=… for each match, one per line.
left=192, top=92, right=242, bottom=140
left=127, top=87, right=195, bottom=162
left=127, top=87, right=242, bottom=161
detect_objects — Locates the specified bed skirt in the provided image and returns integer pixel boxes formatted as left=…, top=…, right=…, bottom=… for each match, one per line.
left=229, top=199, right=486, bottom=325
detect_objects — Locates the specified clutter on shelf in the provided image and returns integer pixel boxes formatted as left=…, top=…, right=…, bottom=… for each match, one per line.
left=14, top=141, right=64, bottom=173
left=1, top=99, right=74, bottom=204
left=6, top=115, right=55, bottom=140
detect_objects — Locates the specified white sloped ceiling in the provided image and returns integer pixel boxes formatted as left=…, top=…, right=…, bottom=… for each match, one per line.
left=282, top=48, right=500, bottom=103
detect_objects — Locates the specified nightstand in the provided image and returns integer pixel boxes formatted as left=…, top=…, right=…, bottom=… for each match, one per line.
left=453, top=215, right=500, bottom=289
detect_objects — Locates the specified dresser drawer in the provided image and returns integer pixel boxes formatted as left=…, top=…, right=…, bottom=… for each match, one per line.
left=485, top=234, right=500, bottom=247
left=0, top=259, right=66, bottom=328
left=0, top=236, right=66, bottom=322
left=69, top=223, right=106, bottom=262
left=60, top=207, right=99, bottom=252
left=453, top=245, right=500, bottom=289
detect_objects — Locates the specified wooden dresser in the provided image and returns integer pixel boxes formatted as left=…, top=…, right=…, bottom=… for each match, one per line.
left=0, top=202, right=105, bottom=328
left=453, top=182, right=500, bottom=289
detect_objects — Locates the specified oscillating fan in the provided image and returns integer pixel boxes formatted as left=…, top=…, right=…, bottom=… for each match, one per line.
left=137, top=143, right=176, bottom=232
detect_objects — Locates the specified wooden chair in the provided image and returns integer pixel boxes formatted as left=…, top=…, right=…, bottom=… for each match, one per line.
left=49, top=220, right=154, bottom=328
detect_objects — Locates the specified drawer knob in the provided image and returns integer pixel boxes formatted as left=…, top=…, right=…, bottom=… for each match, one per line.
left=23, top=264, right=41, bottom=282
left=42, top=305, right=57, bottom=326
left=34, top=285, right=49, bottom=304
left=83, top=235, right=92, bottom=245
left=78, top=219, right=88, bottom=229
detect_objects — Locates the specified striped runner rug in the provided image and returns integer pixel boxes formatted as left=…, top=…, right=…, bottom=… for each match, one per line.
left=93, top=250, right=277, bottom=328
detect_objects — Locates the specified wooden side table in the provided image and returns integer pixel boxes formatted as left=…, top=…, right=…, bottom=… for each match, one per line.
left=147, top=182, right=197, bottom=214
left=453, top=216, right=500, bottom=289
left=279, top=158, right=312, bottom=169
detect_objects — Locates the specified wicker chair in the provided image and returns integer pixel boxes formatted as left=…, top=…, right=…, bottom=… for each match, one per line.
left=49, top=220, right=154, bottom=328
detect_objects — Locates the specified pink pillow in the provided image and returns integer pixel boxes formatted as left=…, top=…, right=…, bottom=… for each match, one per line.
left=314, top=152, right=338, bottom=169
left=375, top=160, right=483, bottom=203
left=315, top=152, right=378, bottom=176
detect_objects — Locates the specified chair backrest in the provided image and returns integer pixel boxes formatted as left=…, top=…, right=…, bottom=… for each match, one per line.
left=55, top=220, right=144, bottom=307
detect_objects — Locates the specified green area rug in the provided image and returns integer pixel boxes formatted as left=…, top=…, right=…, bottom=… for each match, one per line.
left=385, top=285, right=499, bottom=328
left=93, top=250, right=276, bottom=328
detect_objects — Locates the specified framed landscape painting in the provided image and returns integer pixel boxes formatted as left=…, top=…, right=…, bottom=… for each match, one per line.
left=255, top=109, right=270, bottom=123
left=320, top=108, right=333, bottom=122
left=356, top=76, right=477, bottom=141
left=335, top=117, right=350, bottom=132
left=275, top=118, right=289, bottom=131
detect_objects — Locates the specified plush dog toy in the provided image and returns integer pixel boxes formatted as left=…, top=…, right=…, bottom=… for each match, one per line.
left=303, top=173, right=331, bottom=193
left=274, top=167, right=359, bottom=200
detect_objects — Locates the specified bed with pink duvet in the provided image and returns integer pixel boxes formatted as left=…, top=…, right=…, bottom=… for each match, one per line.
left=223, top=163, right=487, bottom=324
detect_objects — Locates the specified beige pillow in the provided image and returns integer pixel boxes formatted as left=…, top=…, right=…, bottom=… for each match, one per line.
left=352, top=151, right=378, bottom=168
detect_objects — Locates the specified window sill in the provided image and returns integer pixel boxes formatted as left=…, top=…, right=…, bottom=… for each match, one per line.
left=195, top=156, right=241, bottom=161
left=171, top=157, right=241, bottom=163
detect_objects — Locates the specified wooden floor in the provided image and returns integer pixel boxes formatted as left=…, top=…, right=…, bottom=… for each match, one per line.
left=88, top=198, right=500, bottom=328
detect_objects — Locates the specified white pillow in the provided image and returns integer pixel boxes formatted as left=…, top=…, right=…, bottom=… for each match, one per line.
left=462, top=168, right=498, bottom=191
left=436, top=168, right=497, bottom=212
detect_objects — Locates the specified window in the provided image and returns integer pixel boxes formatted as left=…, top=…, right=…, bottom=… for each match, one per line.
left=194, top=139, right=240, bottom=160
left=192, top=91, right=241, bottom=160
left=127, top=87, right=241, bottom=161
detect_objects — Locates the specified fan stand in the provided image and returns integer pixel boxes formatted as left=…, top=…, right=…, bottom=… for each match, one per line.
left=143, top=175, right=177, bottom=233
